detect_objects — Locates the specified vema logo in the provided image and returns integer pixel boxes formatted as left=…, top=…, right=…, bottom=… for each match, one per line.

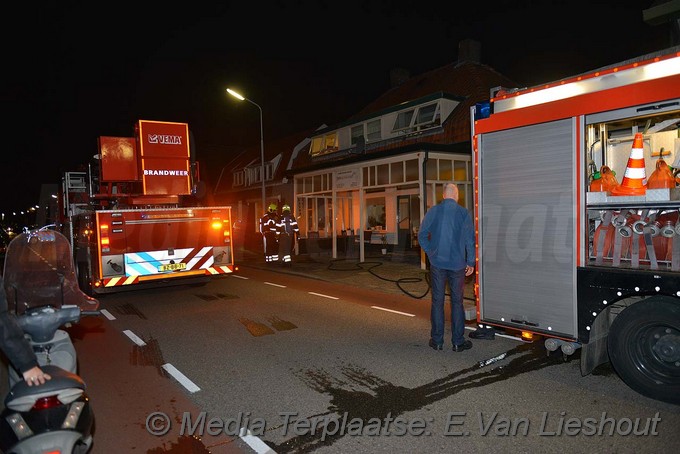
left=148, top=134, right=182, bottom=145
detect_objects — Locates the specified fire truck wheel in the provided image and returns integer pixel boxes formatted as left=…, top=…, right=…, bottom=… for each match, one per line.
left=77, top=262, right=94, bottom=297
left=608, top=297, right=680, bottom=404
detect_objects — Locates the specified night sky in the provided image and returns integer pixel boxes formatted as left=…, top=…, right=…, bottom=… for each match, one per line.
left=2, top=1, right=672, bottom=217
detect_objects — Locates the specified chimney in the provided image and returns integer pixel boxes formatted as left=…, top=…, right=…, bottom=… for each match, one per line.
left=390, top=67, right=410, bottom=87
left=458, top=38, right=481, bottom=63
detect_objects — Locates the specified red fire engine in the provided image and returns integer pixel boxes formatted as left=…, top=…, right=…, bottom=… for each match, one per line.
left=471, top=47, right=680, bottom=403
left=60, top=120, right=236, bottom=294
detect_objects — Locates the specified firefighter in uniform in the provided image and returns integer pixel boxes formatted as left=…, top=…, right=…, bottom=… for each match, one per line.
left=276, top=204, right=299, bottom=266
left=260, top=203, right=280, bottom=263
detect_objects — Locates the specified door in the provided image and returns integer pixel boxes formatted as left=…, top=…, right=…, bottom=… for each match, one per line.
left=397, top=195, right=420, bottom=250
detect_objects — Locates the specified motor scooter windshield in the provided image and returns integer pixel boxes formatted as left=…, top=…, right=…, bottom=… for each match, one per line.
left=2, top=229, right=99, bottom=315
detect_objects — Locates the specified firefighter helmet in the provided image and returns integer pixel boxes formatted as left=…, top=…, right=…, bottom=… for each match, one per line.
left=282, top=204, right=291, bottom=212
left=268, top=203, right=277, bottom=212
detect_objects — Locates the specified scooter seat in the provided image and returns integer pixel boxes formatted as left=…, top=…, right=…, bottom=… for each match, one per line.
left=5, top=365, right=86, bottom=411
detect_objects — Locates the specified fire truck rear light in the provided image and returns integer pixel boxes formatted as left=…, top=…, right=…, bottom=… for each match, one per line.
left=101, top=237, right=110, bottom=245
left=100, top=224, right=109, bottom=231
left=32, top=395, right=63, bottom=410
left=211, top=221, right=223, bottom=229
left=223, top=230, right=230, bottom=237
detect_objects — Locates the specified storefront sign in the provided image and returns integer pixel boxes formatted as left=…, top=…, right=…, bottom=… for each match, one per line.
left=336, top=169, right=360, bottom=189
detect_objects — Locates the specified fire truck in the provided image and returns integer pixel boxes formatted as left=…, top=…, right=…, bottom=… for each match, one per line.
left=471, top=47, right=680, bottom=403
left=60, top=120, right=236, bottom=295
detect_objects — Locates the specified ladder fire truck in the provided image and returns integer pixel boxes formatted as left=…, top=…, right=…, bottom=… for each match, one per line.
left=471, top=47, right=680, bottom=403
left=60, top=120, right=236, bottom=295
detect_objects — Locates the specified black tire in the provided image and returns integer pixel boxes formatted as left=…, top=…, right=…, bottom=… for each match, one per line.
left=608, top=297, right=680, bottom=404
left=77, top=262, right=94, bottom=297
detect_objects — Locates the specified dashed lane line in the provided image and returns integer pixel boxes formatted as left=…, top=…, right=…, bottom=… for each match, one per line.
left=100, top=309, right=115, bottom=320
left=161, top=363, right=201, bottom=393
left=123, top=329, right=146, bottom=346
left=371, top=306, right=415, bottom=317
left=239, top=428, right=276, bottom=454
left=264, top=282, right=286, bottom=288
left=308, top=291, right=339, bottom=300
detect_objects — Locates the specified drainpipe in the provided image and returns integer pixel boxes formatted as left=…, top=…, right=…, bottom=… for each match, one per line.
left=420, top=151, right=429, bottom=270
left=422, top=151, right=429, bottom=213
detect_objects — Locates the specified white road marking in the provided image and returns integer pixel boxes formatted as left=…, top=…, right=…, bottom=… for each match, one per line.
left=232, top=275, right=249, bottom=280
left=123, top=329, right=146, bottom=346
left=161, top=363, right=201, bottom=393
left=264, top=282, right=286, bottom=288
left=239, top=428, right=277, bottom=454
left=308, top=292, right=339, bottom=300
left=371, top=306, right=415, bottom=317
left=100, top=309, right=115, bottom=320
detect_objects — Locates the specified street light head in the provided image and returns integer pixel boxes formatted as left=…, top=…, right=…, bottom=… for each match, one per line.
left=227, top=88, right=245, bottom=101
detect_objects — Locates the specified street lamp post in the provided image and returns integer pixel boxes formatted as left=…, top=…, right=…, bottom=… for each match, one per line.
left=227, top=88, right=266, bottom=215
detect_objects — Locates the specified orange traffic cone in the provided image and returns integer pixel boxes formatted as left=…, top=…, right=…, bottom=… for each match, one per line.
left=611, top=133, right=647, bottom=196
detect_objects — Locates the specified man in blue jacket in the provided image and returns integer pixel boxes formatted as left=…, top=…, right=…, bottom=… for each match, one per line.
left=418, top=183, right=475, bottom=352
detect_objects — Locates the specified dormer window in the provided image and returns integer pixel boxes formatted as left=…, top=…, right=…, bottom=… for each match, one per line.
left=393, top=110, right=414, bottom=131
left=309, top=94, right=456, bottom=159
left=366, top=119, right=381, bottom=141
left=233, top=170, right=244, bottom=187
left=310, top=131, right=338, bottom=156
left=392, top=102, right=441, bottom=134
left=351, top=125, right=364, bottom=145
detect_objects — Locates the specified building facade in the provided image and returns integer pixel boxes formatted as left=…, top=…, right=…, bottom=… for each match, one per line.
left=216, top=40, right=517, bottom=266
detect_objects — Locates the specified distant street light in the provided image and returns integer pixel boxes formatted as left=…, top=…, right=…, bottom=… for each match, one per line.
left=227, top=88, right=266, bottom=215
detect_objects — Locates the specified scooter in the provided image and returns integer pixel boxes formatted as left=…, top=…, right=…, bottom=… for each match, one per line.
left=0, top=227, right=100, bottom=454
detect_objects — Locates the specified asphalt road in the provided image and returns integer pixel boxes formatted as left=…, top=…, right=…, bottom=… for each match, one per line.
left=53, top=267, right=680, bottom=453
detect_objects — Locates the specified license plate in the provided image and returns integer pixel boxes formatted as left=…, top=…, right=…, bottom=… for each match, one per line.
left=159, top=262, right=187, bottom=272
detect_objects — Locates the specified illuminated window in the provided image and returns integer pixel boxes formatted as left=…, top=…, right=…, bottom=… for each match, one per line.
left=310, top=132, right=339, bottom=156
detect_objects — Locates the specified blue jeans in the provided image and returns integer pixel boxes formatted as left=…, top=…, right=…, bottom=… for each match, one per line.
left=430, top=264, right=466, bottom=347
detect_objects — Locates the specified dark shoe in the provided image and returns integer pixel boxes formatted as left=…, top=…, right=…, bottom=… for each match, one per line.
left=453, top=339, right=473, bottom=352
left=469, top=328, right=495, bottom=340
left=428, top=339, right=443, bottom=351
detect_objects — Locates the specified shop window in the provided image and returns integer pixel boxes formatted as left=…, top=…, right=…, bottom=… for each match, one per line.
left=454, top=160, right=468, bottom=181
left=405, top=159, right=419, bottom=181
left=366, top=197, right=386, bottom=230
left=439, top=159, right=452, bottom=180
left=426, top=159, right=437, bottom=180
left=377, top=164, right=389, bottom=185
left=391, top=162, right=404, bottom=183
